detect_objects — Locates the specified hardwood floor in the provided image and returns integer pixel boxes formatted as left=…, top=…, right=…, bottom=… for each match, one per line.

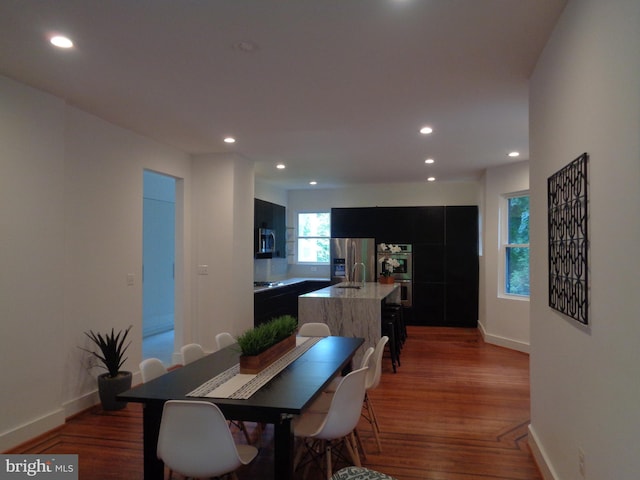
left=7, top=327, right=541, bottom=480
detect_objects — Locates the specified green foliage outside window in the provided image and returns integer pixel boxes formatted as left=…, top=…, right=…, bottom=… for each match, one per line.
left=298, top=213, right=330, bottom=263
left=506, top=196, right=530, bottom=296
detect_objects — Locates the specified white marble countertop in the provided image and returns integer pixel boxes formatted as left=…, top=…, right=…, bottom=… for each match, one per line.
left=299, top=281, right=399, bottom=300
left=253, top=277, right=330, bottom=293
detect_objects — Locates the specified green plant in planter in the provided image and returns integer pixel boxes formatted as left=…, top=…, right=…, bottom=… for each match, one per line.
left=80, top=325, right=133, bottom=411
left=236, top=315, right=298, bottom=356
left=81, top=325, right=132, bottom=377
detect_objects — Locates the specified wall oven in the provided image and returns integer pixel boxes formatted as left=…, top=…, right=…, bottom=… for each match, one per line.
left=377, top=244, right=413, bottom=307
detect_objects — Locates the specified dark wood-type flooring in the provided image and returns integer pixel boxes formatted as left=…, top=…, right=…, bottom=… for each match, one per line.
left=7, top=327, right=541, bottom=480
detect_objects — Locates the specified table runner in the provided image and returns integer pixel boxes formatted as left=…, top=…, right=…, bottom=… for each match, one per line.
left=187, top=336, right=321, bottom=400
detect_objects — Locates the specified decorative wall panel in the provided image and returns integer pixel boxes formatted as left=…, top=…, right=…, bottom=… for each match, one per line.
left=547, top=152, right=589, bottom=324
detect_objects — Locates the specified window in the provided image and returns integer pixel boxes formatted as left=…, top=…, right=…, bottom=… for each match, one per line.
left=297, top=212, right=330, bottom=263
left=503, top=194, right=530, bottom=296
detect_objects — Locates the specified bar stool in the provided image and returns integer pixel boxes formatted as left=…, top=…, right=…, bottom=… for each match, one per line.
left=380, top=315, right=399, bottom=373
left=382, top=308, right=402, bottom=372
left=383, top=303, right=406, bottom=348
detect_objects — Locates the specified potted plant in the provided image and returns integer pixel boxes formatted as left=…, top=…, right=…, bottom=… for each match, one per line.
left=237, top=315, right=298, bottom=374
left=378, top=243, right=401, bottom=284
left=81, top=325, right=133, bottom=411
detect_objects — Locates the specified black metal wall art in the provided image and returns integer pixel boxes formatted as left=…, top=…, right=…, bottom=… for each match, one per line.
left=547, top=152, right=589, bottom=324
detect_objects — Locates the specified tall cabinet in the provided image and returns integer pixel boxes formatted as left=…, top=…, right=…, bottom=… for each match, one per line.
left=331, top=206, right=478, bottom=328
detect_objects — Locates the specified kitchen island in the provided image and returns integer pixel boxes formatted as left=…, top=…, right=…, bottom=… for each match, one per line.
left=298, top=281, right=400, bottom=366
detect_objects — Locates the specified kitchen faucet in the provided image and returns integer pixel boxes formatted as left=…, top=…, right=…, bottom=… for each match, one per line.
left=351, top=262, right=366, bottom=286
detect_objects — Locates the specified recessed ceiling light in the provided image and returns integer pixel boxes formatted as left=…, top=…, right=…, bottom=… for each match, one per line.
left=419, top=126, right=433, bottom=135
left=50, top=35, right=73, bottom=49
left=232, top=40, right=259, bottom=53
left=276, top=163, right=286, bottom=170
left=309, top=181, right=317, bottom=185
left=427, top=177, right=436, bottom=182
left=425, top=158, right=435, bottom=164
left=223, top=137, right=236, bottom=144
left=508, top=151, right=520, bottom=157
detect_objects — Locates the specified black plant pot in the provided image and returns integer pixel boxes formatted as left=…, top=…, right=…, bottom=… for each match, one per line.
left=97, top=371, right=132, bottom=411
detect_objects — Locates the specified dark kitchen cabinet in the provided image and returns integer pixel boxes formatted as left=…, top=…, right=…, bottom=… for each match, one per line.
left=254, top=198, right=286, bottom=258
left=374, top=207, right=415, bottom=243
left=414, top=206, right=445, bottom=244
left=331, top=207, right=377, bottom=238
left=254, top=280, right=330, bottom=327
left=412, top=283, right=445, bottom=326
left=445, top=205, right=478, bottom=245
left=330, top=205, right=478, bottom=328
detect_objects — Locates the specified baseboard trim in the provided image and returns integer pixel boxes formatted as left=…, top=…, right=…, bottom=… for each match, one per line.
left=528, top=424, right=559, bottom=480
left=0, top=409, right=65, bottom=452
left=478, top=322, right=530, bottom=353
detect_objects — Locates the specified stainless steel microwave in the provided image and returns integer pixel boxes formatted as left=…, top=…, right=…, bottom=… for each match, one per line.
left=257, top=228, right=276, bottom=253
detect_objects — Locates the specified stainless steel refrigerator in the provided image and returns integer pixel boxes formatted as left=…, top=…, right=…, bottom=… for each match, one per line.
left=330, top=238, right=376, bottom=284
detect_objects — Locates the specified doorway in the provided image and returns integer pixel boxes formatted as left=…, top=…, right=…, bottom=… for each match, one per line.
left=142, top=170, right=176, bottom=366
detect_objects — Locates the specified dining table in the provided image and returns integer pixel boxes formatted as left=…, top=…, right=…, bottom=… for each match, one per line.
left=118, top=335, right=364, bottom=480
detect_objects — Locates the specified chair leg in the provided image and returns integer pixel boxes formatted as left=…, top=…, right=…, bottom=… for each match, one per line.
left=345, top=432, right=361, bottom=467
left=353, top=427, right=367, bottom=460
left=364, top=394, right=382, bottom=452
left=325, top=442, right=332, bottom=480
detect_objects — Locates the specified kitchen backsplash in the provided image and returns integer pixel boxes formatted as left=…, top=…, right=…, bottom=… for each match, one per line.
left=254, top=257, right=288, bottom=281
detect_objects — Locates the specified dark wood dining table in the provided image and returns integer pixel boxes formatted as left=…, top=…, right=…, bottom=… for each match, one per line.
left=118, top=335, right=364, bottom=480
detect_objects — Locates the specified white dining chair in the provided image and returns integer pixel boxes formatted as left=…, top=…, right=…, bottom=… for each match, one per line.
left=157, top=400, right=258, bottom=480
left=293, top=366, right=368, bottom=480
left=298, top=322, right=332, bottom=337
left=361, top=335, right=388, bottom=452
left=215, top=332, right=237, bottom=350
left=180, top=343, right=205, bottom=365
left=139, top=357, right=167, bottom=383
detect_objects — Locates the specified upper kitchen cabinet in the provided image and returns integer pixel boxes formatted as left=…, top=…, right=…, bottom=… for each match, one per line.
left=374, top=207, right=415, bottom=243
left=254, top=198, right=286, bottom=258
left=445, top=206, right=478, bottom=246
left=331, top=207, right=377, bottom=238
left=413, top=206, right=445, bottom=244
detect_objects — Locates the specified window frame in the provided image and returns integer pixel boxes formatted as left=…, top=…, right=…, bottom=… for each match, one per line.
left=499, top=191, right=530, bottom=299
left=296, top=211, right=331, bottom=265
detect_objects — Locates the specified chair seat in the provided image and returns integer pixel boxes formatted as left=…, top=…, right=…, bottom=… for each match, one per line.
left=237, top=444, right=259, bottom=465
left=293, top=410, right=327, bottom=437
left=331, top=466, right=397, bottom=479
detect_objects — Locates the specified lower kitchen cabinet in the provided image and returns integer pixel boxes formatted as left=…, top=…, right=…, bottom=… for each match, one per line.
left=412, top=283, right=445, bottom=326
left=254, top=280, right=330, bottom=327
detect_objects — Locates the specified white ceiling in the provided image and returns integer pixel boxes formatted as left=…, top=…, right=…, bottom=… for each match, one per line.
left=0, top=0, right=566, bottom=190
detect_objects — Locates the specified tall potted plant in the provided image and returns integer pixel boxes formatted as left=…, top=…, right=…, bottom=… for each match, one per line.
left=81, top=325, right=133, bottom=411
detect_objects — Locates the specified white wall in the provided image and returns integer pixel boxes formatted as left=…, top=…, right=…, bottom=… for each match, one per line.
left=0, top=74, right=256, bottom=451
left=0, top=77, right=67, bottom=449
left=528, top=1, right=640, bottom=479
left=191, top=154, right=255, bottom=347
left=479, top=161, right=531, bottom=352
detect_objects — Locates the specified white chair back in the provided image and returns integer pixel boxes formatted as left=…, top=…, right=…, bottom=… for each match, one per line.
left=139, top=358, right=167, bottom=383
left=157, top=400, right=256, bottom=478
left=360, top=347, right=374, bottom=370
left=367, top=336, right=388, bottom=391
left=314, top=366, right=368, bottom=440
left=299, top=322, right=331, bottom=337
left=180, top=343, right=205, bottom=365
left=215, top=332, right=236, bottom=351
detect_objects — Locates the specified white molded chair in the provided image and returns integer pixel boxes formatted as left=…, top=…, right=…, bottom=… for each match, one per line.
left=293, top=366, right=369, bottom=480
left=215, top=332, right=237, bottom=351
left=299, top=322, right=332, bottom=337
left=180, top=343, right=205, bottom=365
left=157, top=400, right=258, bottom=480
left=139, top=358, right=167, bottom=383
left=361, top=336, right=389, bottom=453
